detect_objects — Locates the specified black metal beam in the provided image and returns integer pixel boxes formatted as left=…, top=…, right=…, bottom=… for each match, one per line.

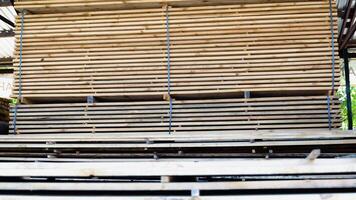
left=342, top=49, right=354, bottom=130
left=339, top=0, right=353, bottom=43
left=0, top=57, right=12, bottom=63
left=0, top=14, right=14, bottom=28
left=341, top=9, right=356, bottom=50
left=348, top=53, right=356, bottom=58
left=0, top=30, right=14, bottom=37
left=0, top=0, right=12, bottom=6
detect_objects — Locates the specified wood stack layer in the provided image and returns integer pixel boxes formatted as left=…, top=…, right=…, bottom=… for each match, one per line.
left=13, top=0, right=339, bottom=102
left=0, top=130, right=355, bottom=159
left=9, top=0, right=341, bottom=134
left=0, top=158, right=354, bottom=198
left=9, top=96, right=340, bottom=134
left=14, top=0, right=332, bottom=13
left=0, top=58, right=12, bottom=71
left=0, top=194, right=355, bottom=200
left=5, top=1, right=351, bottom=197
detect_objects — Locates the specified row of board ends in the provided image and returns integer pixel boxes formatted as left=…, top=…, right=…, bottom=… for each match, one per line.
left=10, top=90, right=339, bottom=105
left=13, top=0, right=338, bottom=14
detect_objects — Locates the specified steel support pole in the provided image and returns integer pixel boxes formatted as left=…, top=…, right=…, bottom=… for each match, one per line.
left=342, top=49, right=353, bottom=130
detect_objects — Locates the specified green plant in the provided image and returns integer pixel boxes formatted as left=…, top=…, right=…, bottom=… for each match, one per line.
left=337, top=86, right=356, bottom=130
left=9, top=98, right=17, bottom=106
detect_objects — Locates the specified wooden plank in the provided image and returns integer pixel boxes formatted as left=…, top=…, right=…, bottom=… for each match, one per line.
left=0, top=158, right=354, bottom=176
left=0, top=139, right=354, bottom=148
left=0, top=179, right=355, bottom=191
left=0, top=194, right=355, bottom=200
left=0, top=129, right=354, bottom=141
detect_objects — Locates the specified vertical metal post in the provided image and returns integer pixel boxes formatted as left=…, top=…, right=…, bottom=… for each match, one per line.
left=165, top=5, right=173, bottom=134
left=18, top=10, right=25, bottom=102
left=12, top=10, right=25, bottom=134
left=327, top=96, right=332, bottom=130
left=328, top=0, right=336, bottom=94
left=326, top=0, right=336, bottom=130
left=342, top=49, right=353, bottom=130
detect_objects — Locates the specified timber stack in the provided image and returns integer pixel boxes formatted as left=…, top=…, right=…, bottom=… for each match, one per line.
left=11, top=0, right=341, bottom=132
left=1, top=0, right=355, bottom=199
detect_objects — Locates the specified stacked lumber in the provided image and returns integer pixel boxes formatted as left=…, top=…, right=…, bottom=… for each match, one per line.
left=14, top=0, right=338, bottom=13
left=10, top=1, right=341, bottom=133
left=0, top=130, right=355, bottom=159
left=4, top=1, right=355, bottom=198
left=9, top=96, right=340, bottom=134
left=0, top=158, right=354, bottom=199
left=0, top=58, right=12, bottom=71
left=12, top=0, right=339, bottom=102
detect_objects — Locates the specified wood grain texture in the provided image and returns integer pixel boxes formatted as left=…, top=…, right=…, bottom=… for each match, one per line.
left=1, top=194, right=356, bottom=200
left=0, top=194, right=355, bottom=200
left=14, top=0, right=335, bottom=13
left=0, top=158, right=355, bottom=176
left=0, top=179, right=355, bottom=191
left=12, top=0, right=339, bottom=102
left=9, top=96, right=340, bottom=134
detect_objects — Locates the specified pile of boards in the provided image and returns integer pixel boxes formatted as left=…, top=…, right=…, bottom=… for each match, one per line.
left=10, top=96, right=341, bottom=134
left=10, top=0, right=340, bottom=133
left=3, top=0, right=356, bottom=199
left=0, top=158, right=354, bottom=199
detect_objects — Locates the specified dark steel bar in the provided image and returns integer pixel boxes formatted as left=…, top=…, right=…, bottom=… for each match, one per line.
left=339, top=0, right=353, bottom=43
left=342, top=49, right=353, bottom=130
left=0, top=0, right=12, bottom=7
left=165, top=5, right=173, bottom=134
left=340, top=9, right=356, bottom=50
left=0, top=30, right=14, bottom=37
left=0, top=14, right=14, bottom=28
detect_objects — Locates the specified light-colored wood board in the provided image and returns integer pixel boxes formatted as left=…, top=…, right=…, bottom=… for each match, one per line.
left=0, top=179, right=355, bottom=191
left=0, top=158, right=354, bottom=176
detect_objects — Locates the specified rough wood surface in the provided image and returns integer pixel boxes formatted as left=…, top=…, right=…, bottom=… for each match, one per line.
left=0, top=158, right=355, bottom=176
left=12, top=0, right=339, bottom=102
left=0, top=179, right=355, bottom=191
left=0, top=129, right=354, bottom=159
left=9, top=96, right=340, bottom=134
left=0, top=194, right=356, bottom=200
left=7, top=1, right=351, bottom=197
left=14, top=0, right=335, bottom=13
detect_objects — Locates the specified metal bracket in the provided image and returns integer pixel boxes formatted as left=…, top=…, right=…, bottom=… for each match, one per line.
left=191, top=189, right=200, bottom=197
left=306, top=149, right=321, bottom=161
left=244, top=91, right=251, bottom=99
left=327, top=96, right=332, bottom=130
left=87, top=96, right=95, bottom=104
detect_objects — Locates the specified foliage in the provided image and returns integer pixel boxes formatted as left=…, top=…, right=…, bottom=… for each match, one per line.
left=9, top=98, right=17, bottom=106
left=337, top=86, right=356, bottom=130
